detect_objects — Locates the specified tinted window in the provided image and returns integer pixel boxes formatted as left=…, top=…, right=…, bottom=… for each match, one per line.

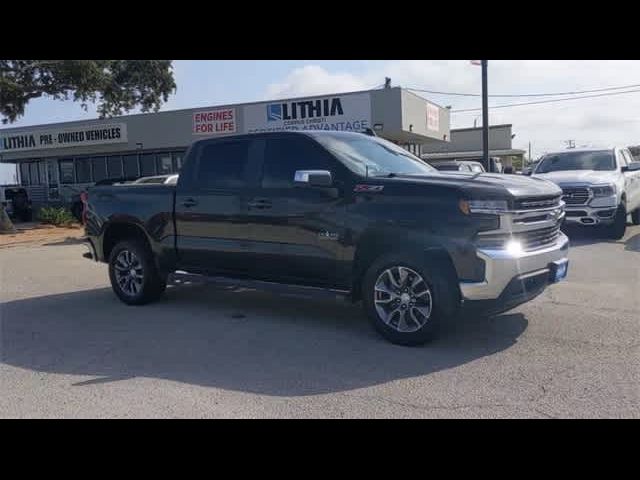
left=536, top=150, right=615, bottom=173
left=123, top=155, right=139, bottom=177
left=107, top=156, right=122, bottom=178
left=262, top=137, right=334, bottom=188
left=92, top=157, right=107, bottom=182
left=76, top=157, right=92, bottom=183
left=196, top=141, right=250, bottom=189
left=140, top=154, right=156, bottom=176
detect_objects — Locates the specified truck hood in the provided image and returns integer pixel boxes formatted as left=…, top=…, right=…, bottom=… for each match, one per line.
left=532, top=170, right=618, bottom=186
left=382, top=171, right=562, bottom=199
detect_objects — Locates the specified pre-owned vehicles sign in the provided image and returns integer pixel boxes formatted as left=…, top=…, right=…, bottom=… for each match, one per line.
left=0, top=124, right=127, bottom=152
left=244, top=93, right=371, bottom=134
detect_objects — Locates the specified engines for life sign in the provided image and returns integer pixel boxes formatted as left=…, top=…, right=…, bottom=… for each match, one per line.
left=243, top=93, right=371, bottom=134
left=193, top=108, right=236, bottom=135
left=426, top=103, right=440, bottom=132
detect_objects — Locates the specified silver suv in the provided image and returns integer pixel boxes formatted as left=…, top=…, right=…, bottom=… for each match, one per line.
left=530, top=147, right=640, bottom=239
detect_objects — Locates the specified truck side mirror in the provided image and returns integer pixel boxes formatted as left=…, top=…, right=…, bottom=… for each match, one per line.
left=622, top=162, right=640, bottom=173
left=294, top=170, right=333, bottom=187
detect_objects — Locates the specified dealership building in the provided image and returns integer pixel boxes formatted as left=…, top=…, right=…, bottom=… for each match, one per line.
left=0, top=87, right=450, bottom=207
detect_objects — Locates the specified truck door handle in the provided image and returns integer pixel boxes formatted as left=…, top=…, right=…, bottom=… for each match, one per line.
left=182, top=198, right=198, bottom=208
left=247, top=199, right=272, bottom=209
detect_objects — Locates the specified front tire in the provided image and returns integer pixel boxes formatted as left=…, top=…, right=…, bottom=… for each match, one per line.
left=631, top=208, right=640, bottom=226
left=108, top=240, right=166, bottom=305
left=606, top=203, right=627, bottom=240
left=362, top=253, right=459, bottom=346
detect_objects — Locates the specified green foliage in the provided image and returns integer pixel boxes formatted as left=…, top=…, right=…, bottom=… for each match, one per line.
left=0, top=60, right=176, bottom=124
left=38, top=207, right=76, bottom=227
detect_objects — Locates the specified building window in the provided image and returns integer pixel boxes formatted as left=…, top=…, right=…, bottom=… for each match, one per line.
left=76, top=157, right=92, bottom=183
left=123, top=154, right=139, bottom=178
left=20, top=163, right=30, bottom=186
left=29, top=162, right=40, bottom=185
left=59, top=159, right=75, bottom=184
left=172, top=151, right=185, bottom=172
left=140, top=154, right=156, bottom=177
left=38, top=161, right=47, bottom=185
left=157, top=153, right=173, bottom=174
left=92, top=157, right=107, bottom=182
left=107, top=156, right=122, bottom=179
left=47, top=161, right=58, bottom=187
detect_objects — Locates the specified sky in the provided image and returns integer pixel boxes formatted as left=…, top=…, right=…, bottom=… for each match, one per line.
left=2, top=60, right=640, bottom=183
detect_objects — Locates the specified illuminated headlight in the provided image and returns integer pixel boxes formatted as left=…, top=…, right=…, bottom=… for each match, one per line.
left=505, top=239, right=524, bottom=256
left=590, top=185, right=616, bottom=197
left=467, top=200, right=509, bottom=213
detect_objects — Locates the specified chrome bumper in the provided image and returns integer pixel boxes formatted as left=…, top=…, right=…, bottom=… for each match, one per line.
left=563, top=205, right=617, bottom=225
left=460, top=232, right=570, bottom=301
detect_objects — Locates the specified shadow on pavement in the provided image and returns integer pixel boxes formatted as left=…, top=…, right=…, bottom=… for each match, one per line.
left=624, top=233, right=640, bottom=252
left=561, top=223, right=637, bottom=247
left=1, top=285, right=527, bottom=396
left=43, top=237, right=86, bottom=246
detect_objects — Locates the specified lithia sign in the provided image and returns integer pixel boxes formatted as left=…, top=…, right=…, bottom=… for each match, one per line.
left=0, top=123, right=128, bottom=152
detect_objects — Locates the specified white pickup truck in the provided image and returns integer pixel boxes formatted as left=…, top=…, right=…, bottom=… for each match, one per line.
left=529, top=147, right=640, bottom=239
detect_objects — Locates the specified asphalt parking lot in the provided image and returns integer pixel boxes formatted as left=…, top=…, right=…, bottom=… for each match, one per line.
left=1, top=225, right=639, bottom=418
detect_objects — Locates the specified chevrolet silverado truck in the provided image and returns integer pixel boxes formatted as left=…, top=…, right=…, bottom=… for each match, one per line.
left=83, top=131, right=569, bottom=345
left=530, top=147, right=640, bottom=239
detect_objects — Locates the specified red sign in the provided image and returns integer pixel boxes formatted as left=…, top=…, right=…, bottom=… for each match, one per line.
left=193, top=108, right=236, bottom=135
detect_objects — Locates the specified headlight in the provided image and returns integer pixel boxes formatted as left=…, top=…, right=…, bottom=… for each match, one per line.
left=590, top=185, right=616, bottom=197
left=466, top=199, right=509, bottom=213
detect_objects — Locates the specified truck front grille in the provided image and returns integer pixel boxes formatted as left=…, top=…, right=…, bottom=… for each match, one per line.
left=477, top=224, right=562, bottom=252
left=561, top=187, right=590, bottom=205
left=514, top=195, right=562, bottom=210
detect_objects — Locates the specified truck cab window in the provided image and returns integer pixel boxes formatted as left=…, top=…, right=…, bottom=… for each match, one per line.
left=196, top=141, right=250, bottom=189
left=262, top=137, right=334, bottom=188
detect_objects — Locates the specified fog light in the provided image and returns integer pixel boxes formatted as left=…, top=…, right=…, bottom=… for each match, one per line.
left=505, top=239, right=524, bottom=256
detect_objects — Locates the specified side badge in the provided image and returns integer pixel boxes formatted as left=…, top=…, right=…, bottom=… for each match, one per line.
left=354, top=184, right=384, bottom=193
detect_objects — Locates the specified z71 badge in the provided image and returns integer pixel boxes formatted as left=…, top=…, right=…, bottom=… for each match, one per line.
left=354, top=184, right=384, bottom=193
left=318, top=231, right=339, bottom=241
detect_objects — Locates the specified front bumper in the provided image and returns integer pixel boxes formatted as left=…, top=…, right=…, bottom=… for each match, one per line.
left=563, top=205, right=617, bottom=226
left=459, top=232, right=569, bottom=306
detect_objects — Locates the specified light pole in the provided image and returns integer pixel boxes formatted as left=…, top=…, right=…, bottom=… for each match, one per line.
left=481, top=60, right=489, bottom=170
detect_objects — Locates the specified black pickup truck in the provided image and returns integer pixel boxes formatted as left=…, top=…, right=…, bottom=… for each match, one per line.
left=84, top=131, right=569, bottom=345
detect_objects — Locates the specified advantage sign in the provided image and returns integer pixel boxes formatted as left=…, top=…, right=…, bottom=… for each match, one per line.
left=0, top=123, right=128, bottom=152
left=243, top=93, right=371, bottom=134
left=193, top=108, right=236, bottom=135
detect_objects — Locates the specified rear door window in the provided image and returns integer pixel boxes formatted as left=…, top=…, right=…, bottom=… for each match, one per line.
left=194, top=139, right=251, bottom=190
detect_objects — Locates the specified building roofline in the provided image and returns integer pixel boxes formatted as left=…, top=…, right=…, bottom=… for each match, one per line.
left=451, top=124, right=512, bottom=133
left=0, top=86, right=403, bottom=134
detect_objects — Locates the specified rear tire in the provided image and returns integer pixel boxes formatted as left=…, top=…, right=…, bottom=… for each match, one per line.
left=606, top=203, right=627, bottom=240
left=361, top=252, right=459, bottom=346
left=108, top=240, right=166, bottom=305
left=631, top=208, right=640, bottom=226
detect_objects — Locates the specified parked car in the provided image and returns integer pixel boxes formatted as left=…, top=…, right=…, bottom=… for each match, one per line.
left=84, top=131, right=569, bottom=346
left=0, top=185, right=33, bottom=221
left=133, top=174, right=179, bottom=185
left=529, top=147, right=640, bottom=238
left=430, top=160, right=486, bottom=173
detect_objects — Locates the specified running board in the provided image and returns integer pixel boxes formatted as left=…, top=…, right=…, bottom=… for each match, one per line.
left=169, top=271, right=352, bottom=302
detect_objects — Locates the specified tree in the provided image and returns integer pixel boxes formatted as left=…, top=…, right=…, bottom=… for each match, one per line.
left=1, top=60, right=176, bottom=124
left=0, top=60, right=176, bottom=232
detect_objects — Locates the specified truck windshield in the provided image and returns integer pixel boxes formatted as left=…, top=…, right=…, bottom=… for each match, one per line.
left=312, top=133, right=436, bottom=177
left=535, top=150, right=615, bottom=173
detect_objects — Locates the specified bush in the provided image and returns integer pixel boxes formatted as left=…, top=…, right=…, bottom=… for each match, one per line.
left=38, top=207, right=76, bottom=227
